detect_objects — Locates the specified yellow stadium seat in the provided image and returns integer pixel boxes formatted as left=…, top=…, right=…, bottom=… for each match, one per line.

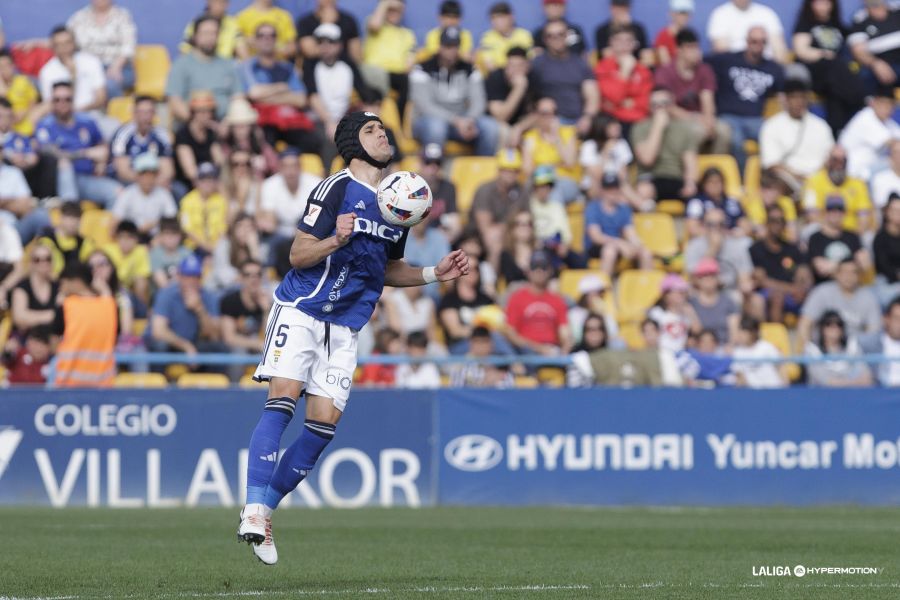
left=760, top=322, right=801, bottom=382
left=300, top=153, right=325, bottom=178
left=107, top=96, right=134, bottom=124
left=401, top=101, right=421, bottom=155
left=656, top=199, right=685, bottom=217
left=588, top=50, right=599, bottom=68
left=763, top=96, right=782, bottom=119
left=568, top=208, right=584, bottom=253
left=618, top=320, right=646, bottom=350
left=444, top=141, right=473, bottom=156
left=744, top=154, right=761, bottom=199
left=514, top=375, right=539, bottom=388
left=177, top=373, right=230, bottom=389
left=398, top=156, right=421, bottom=173
left=239, top=374, right=268, bottom=388
left=79, top=209, right=113, bottom=245
left=134, top=45, right=171, bottom=100
left=131, top=318, right=148, bottom=337
left=536, top=367, right=566, bottom=387
left=697, top=154, right=742, bottom=199
left=615, top=269, right=666, bottom=323
left=744, top=139, right=759, bottom=156
left=558, top=269, right=612, bottom=302
left=330, top=156, right=345, bottom=174
left=0, top=316, right=11, bottom=351
left=114, top=372, right=168, bottom=388
left=450, top=156, right=498, bottom=217
left=633, top=212, right=679, bottom=258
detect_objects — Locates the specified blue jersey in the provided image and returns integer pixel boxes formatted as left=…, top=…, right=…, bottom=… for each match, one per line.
left=0, top=130, right=36, bottom=160
left=274, top=169, right=408, bottom=330
left=35, top=113, right=103, bottom=175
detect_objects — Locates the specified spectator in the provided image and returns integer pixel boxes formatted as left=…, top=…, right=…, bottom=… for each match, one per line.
left=745, top=169, right=799, bottom=242
left=805, top=310, right=873, bottom=387
left=792, top=0, right=865, bottom=135
left=802, top=145, right=873, bottom=235
left=258, top=150, right=322, bottom=239
left=385, top=276, right=439, bottom=336
left=528, top=167, right=580, bottom=268
left=533, top=0, right=586, bottom=57
left=109, top=96, right=174, bottom=186
left=595, top=24, right=653, bottom=127
left=595, top=0, right=651, bottom=63
left=873, top=194, right=900, bottom=305
left=67, top=0, right=136, bottom=99
left=0, top=48, right=44, bottom=136
left=222, top=148, right=262, bottom=219
left=39, top=26, right=106, bottom=115
left=235, top=0, right=296, bottom=59
left=221, top=98, right=277, bottom=175
left=2, top=325, right=53, bottom=385
left=179, top=162, right=228, bottom=253
left=567, top=277, right=620, bottom=348
left=361, top=0, right=415, bottom=117
left=173, top=91, right=225, bottom=198
left=759, top=78, right=834, bottom=189
left=654, top=0, right=695, bottom=66
left=0, top=98, right=55, bottom=199
left=478, top=2, right=533, bottom=71
left=807, top=196, right=871, bottom=284
left=423, top=1, right=473, bottom=61
left=9, top=245, right=58, bottom=336
left=208, top=212, right=262, bottom=293
left=449, top=325, right=515, bottom=387
left=731, top=315, right=787, bottom=388
left=707, top=0, right=788, bottom=63
left=838, top=87, right=900, bottom=181
left=860, top=297, right=900, bottom=386
left=181, top=0, right=247, bottom=60
left=485, top=46, right=537, bottom=147
left=654, top=28, right=731, bottom=155
left=872, top=140, right=900, bottom=213
left=585, top=172, right=653, bottom=276
left=572, top=313, right=610, bottom=353
left=470, top=149, right=526, bottom=267
left=0, top=220, right=23, bottom=297
left=150, top=218, right=192, bottom=293
left=395, top=331, right=442, bottom=389
left=799, top=258, right=882, bottom=348
left=418, top=144, right=460, bottom=241
left=167, top=15, right=243, bottom=123
left=531, top=18, right=598, bottom=135
left=37, top=201, right=95, bottom=270
left=848, top=0, right=900, bottom=93
left=630, top=86, right=700, bottom=202
left=688, top=258, right=739, bottom=348
left=686, top=167, right=750, bottom=239
left=521, top=97, right=579, bottom=203
left=52, top=261, right=118, bottom=388
left=219, top=259, right=270, bottom=354
left=750, top=205, right=812, bottom=322
left=35, top=81, right=122, bottom=207
left=438, top=253, right=495, bottom=350
left=403, top=217, right=451, bottom=301
left=103, top=220, right=150, bottom=302
left=709, top=26, right=784, bottom=170
left=357, top=327, right=402, bottom=387
left=505, top=249, right=572, bottom=356
left=499, top=208, right=538, bottom=288
left=85, top=248, right=134, bottom=339
left=0, top=143, right=49, bottom=245
left=641, top=318, right=661, bottom=349
left=110, top=153, right=177, bottom=238
left=648, top=274, right=701, bottom=353
left=411, top=27, right=498, bottom=157
left=578, top=114, right=636, bottom=196
left=296, top=0, right=362, bottom=63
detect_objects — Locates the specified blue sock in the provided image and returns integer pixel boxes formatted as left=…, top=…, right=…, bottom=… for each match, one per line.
left=245, top=396, right=297, bottom=505
left=264, top=420, right=336, bottom=510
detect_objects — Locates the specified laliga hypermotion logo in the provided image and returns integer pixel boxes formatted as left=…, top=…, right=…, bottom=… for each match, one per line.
left=0, top=426, right=24, bottom=483
left=444, top=434, right=503, bottom=472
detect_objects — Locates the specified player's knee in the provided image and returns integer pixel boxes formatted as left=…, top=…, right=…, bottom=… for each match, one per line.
left=268, top=377, right=303, bottom=401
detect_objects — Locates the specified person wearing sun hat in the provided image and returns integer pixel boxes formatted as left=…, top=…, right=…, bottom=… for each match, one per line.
left=688, top=256, right=740, bottom=348
left=646, top=272, right=701, bottom=353
left=567, top=274, right=621, bottom=348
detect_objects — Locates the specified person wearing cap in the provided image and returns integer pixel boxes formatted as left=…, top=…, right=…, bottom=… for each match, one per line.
left=653, top=0, right=695, bottom=66
left=684, top=208, right=757, bottom=302
left=533, top=0, right=586, bottom=56
left=178, top=162, right=228, bottom=253
left=361, top=0, right=416, bottom=117
left=807, top=195, right=871, bottom=285
left=411, top=26, right=500, bottom=157
left=110, top=153, right=177, bottom=238
left=424, top=1, right=474, bottom=61
left=166, top=15, right=244, bottom=123
left=688, top=257, right=740, bottom=348
left=585, top=171, right=654, bottom=277
left=872, top=140, right=900, bottom=213
left=522, top=97, right=579, bottom=204
left=760, top=78, right=834, bottom=187
left=180, top=0, right=248, bottom=61
left=838, top=86, right=900, bottom=181
left=749, top=204, right=811, bottom=323
left=478, top=3, right=534, bottom=71
left=417, top=143, right=460, bottom=240
left=505, top=249, right=572, bottom=356
left=471, top=148, right=527, bottom=267
left=173, top=90, right=225, bottom=198
left=707, top=0, right=788, bottom=64
left=802, top=145, right=873, bottom=235
left=595, top=24, right=654, bottom=127
left=849, top=0, right=900, bottom=92
left=109, top=95, right=174, bottom=185
left=595, top=0, right=652, bottom=64
left=235, top=0, right=296, bottom=59
left=529, top=166, right=576, bottom=267
left=296, top=0, right=362, bottom=63
left=258, top=150, right=323, bottom=239
left=648, top=273, right=701, bottom=353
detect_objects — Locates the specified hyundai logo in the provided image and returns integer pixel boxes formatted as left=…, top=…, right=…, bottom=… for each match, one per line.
left=444, top=435, right=503, bottom=472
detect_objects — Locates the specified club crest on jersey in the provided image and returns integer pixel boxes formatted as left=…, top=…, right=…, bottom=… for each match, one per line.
left=353, top=217, right=402, bottom=242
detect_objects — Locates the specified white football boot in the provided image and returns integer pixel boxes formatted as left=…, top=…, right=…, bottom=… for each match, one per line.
left=237, top=503, right=278, bottom=565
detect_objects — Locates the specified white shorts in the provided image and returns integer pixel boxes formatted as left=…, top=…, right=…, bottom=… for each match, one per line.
left=253, top=304, right=357, bottom=412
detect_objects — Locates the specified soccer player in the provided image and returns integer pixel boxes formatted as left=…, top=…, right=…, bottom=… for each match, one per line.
left=237, top=111, right=470, bottom=565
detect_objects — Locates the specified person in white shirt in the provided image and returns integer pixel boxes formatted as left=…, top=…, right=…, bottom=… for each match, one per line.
left=871, top=139, right=900, bottom=213
left=731, top=315, right=787, bottom=388
left=110, top=153, right=178, bottom=237
left=257, top=150, right=322, bottom=238
left=39, top=26, right=106, bottom=114
left=838, top=87, right=900, bottom=181
left=394, top=331, right=442, bottom=389
left=759, top=78, right=833, bottom=188
left=707, top=0, right=788, bottom=63
left=860, top=298, right=900, bottom=387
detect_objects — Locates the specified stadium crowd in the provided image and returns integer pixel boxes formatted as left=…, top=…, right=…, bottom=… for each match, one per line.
left=1, top=0, right=900, bottom=389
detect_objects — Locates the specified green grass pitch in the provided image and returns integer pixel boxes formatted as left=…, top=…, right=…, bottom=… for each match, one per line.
left=0, top=506, right=898, bottom=599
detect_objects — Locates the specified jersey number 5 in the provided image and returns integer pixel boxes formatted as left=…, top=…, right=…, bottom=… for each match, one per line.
left=274, top=324, right=289, bottom=348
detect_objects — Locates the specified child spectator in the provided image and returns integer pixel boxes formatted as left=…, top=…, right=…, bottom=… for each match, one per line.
left=449, top=326, right=514, bottom=387
left=731, top=315, right=787, bottom=389
left=2, top=325, right=53, bottom=385
left=478, top=2, right=533, bottom=71
left=423, top=1, right=473, bottom=61
left=567, top=275, right=620, bottom=348
left=395, top=331, right=442, bottom=389
left=39, top=201, right=95, bottom=271
left=103, top=220, right=151, bottom=307
left=357, top=327, right=403, bottom=387
left=521, top=97, right=579, bottom=204
left=648, top=274, right=701, bottom=353
left=744, top=170, right=798, bottom=242
left=654, top=0, right=695, bottom=65
left=685, top=167, right=750, bottom=239
left=179, top=162, right=228, bottom=253
left=584, top=173, right=654, bottom=276
left=110, top=153, right=178, bottom=239
left=150, top=218, right=192, bottom=293
left=528, top=167, right=580, bottom=268
left=579, top=113, right=635, bottom=193
left=688, top=258, right=739, bottom=348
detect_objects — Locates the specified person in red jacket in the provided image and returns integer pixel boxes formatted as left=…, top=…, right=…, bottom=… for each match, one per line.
left=2, top=325, right=53, bottom=385
left=595, top=23, right=653, bottom=128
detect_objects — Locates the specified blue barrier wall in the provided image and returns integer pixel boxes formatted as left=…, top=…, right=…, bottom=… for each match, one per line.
left=2, top=388, right=900, bottom=507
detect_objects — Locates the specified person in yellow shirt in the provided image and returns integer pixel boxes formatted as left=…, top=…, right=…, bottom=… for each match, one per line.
left=744, top=170, right=798, bottom=243
left=235, top=0, right=296, bottom=58
left=478, top=2, right=534, bottom=71
left=802, top=145, right=873, bottom=234
left=363, top=0, right=416, bottom=116
left=179, top=162, right=229, bottom=253
left=522, top=97, right=580, bottom=203
left=103, top=220, right=152, bottom=306
left=181, top=0, right=248, bottom=60
left=423, top=1, right=473, bottom=61
left=0, top=49, right=44, bottom=136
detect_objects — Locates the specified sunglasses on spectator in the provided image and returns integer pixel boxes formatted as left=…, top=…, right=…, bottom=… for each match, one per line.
left=31, top=255, right=52, bottom=263
left=256, top=32, right=276, bottom=39
left=545, top=31, right=566, bottom=39
left=768, top=217, right=786, bottom=225
left=231, top=159, right=251, bottom=167
left=52, top=96, right=73, bottom=103
left=584, top=325, right=606, bottom=332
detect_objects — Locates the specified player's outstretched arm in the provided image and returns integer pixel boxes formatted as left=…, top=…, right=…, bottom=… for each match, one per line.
left=384, top=249, right=470, bottom=287
left=289, top=213, right=356, bottom=269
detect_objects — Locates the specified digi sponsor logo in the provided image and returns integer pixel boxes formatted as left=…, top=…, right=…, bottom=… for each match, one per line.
left=444, top=435, right=504, bottom=472
left=0, top=426, right=24, bottom=483
left=353, top=217, right=402, bottom=242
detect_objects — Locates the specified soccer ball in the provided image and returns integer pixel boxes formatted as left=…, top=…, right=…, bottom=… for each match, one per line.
left=376, top=171, right=433, bottom=227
